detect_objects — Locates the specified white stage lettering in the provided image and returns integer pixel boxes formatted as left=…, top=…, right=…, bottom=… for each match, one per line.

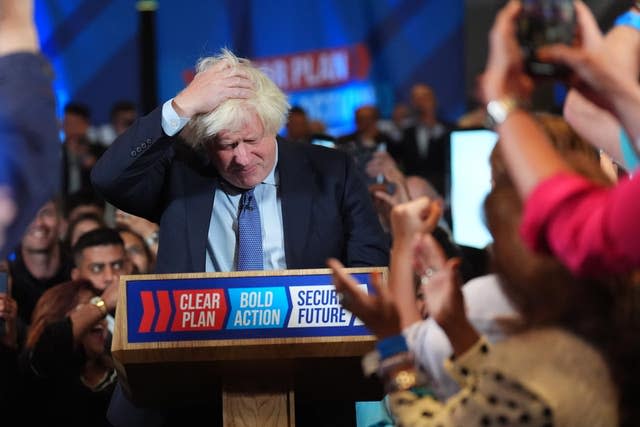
left=288, top=285, right=367, bottom=328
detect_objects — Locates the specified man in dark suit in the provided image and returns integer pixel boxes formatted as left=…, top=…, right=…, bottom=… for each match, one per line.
left=390, top=84, right=451, bottom=199
left=91, top=49, right=388, bottom=427
left=337, top=105, right=393, bottom=185
left=60, top=103, right=105, bottom=202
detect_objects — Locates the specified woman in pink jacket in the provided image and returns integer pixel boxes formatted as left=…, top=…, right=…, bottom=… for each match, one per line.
left=481, top=1, right=640, bottom=277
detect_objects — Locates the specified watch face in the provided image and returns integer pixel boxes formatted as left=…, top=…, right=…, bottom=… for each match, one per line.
left=487, top=100, right=506, bottom=124
left=486, top=98, right=518, bottom=129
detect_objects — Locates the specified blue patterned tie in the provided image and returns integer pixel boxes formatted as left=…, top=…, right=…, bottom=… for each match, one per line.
left=236, top=188, right=264, bottom=270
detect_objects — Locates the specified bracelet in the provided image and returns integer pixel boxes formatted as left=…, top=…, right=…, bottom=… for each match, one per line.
left=384, top=369, right=419, bottom=393
left=376, top=334, right=409, bottom=359
left=615, top=9, right=640, bottom=31
left=378, top=351, right=416, bottom=378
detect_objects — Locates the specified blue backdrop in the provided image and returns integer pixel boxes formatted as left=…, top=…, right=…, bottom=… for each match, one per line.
left=35, top=0, right=140, bottom=124
left=36, top=0, right=465, bottom=134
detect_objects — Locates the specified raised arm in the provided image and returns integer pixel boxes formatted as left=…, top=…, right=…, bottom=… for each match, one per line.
left=563, top=6, right=640, bottom=168
left=0, top=0, right=59, bottom=257
left=91, top=56, right=254, bottom=221
left=483, top=1, right=640, bottom=276
left=480, top=1, right=573, bottom=199
left=0, top=0, right=38, bottom=55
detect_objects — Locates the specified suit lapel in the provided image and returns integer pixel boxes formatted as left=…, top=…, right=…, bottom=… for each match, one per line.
left=184, top=162, right=217, bottom=272
left=278, top=140, right=313, bottom=268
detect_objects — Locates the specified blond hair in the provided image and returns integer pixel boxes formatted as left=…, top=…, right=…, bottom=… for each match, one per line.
left=181, top=49, right=289, bottom=148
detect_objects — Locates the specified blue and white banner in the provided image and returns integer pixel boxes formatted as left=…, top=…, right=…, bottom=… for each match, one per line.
left=125, top=271, right=379, bottom=343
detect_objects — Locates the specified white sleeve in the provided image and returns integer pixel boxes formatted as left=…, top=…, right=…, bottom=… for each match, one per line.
left=161, top=99, right=190, bottom=136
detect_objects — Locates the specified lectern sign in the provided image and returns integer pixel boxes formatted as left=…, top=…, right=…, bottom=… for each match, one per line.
left=125, top=270, right=375, bottom=343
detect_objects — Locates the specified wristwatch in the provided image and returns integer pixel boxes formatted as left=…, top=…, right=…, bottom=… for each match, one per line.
left=90, top=296, right=108, bottom=317
left=485, top=97, right=520, bottom=130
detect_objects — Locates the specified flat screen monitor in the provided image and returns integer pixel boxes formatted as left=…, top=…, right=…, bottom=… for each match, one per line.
left=450, top=129, right=498, bottom=249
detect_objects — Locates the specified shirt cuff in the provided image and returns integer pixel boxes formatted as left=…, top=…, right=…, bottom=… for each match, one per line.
left=161, top=99, right=190, bottom=136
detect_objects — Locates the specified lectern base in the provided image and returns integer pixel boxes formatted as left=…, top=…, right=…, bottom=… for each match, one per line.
left=222, top=376, right=295, bottom=427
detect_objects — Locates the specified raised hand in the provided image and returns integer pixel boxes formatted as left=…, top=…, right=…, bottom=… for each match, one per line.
left=100, top=280, right=120, bottom=313
left=327, top=258, right=399, bottom=339
left=413, top=234, right=463, bottom=327
left=536, top=2, right=620, bottom=111
left=390, top=197, right=442, bottom=248
left=413, top=234, right=478, bottom=356
left=367, top=159, right=410, bottom=230
left=480, top=0, right=533, bottom=103
left=172, top=59, right=254, bottom=118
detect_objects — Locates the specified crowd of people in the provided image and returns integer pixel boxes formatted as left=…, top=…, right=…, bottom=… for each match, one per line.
left=3, top=0, right=640, bottom=426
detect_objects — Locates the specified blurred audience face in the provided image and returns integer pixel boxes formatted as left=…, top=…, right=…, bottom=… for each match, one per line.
left=72, top=244, right=131, bottom=292
left=82, top=315, right=109, bottom=358
left=69, top=218, right=103, bottom=248
left=392, top=103, right=410, bottom=127
left=355, top=106, right=379, bottom=137
left=62, top=112, right=90, bottom=142
left=411, top=84, right=437, bottom=119
left=112, top=109, right=137, bottom=135
left=68, top=204, right=104, bottom=224
left=286, top=110, right=310, bottom=142
left=309, top=120, right=327, bottom=135
left=22, top=201, right=61, bottom=253
left=119, top=230, right=151, bottom=274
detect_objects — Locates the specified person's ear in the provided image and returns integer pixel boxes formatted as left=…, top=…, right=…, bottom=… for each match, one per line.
left=71, top=268, right=79, bottom=281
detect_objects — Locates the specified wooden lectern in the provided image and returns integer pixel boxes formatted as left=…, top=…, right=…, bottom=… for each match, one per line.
left=111, top=268, right=387, bottom=426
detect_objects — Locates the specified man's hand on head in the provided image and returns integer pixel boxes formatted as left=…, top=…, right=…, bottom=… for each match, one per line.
left=172, top=59, right=254, bottom=118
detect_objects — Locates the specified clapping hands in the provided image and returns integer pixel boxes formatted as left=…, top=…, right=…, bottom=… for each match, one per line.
left=328, top=196, right=475, bottom=356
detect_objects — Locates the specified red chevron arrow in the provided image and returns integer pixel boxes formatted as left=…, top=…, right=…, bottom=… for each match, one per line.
left=138, top=291, right=156, bottom=333
left=154, top=290, right=172, bottom=332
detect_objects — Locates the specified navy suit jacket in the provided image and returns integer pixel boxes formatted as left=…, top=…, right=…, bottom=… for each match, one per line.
left=91, top=106, right=389, bottom=273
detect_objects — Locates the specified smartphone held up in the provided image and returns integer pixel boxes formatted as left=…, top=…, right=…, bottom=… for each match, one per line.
left=517, top=0, right=576, bottom=78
